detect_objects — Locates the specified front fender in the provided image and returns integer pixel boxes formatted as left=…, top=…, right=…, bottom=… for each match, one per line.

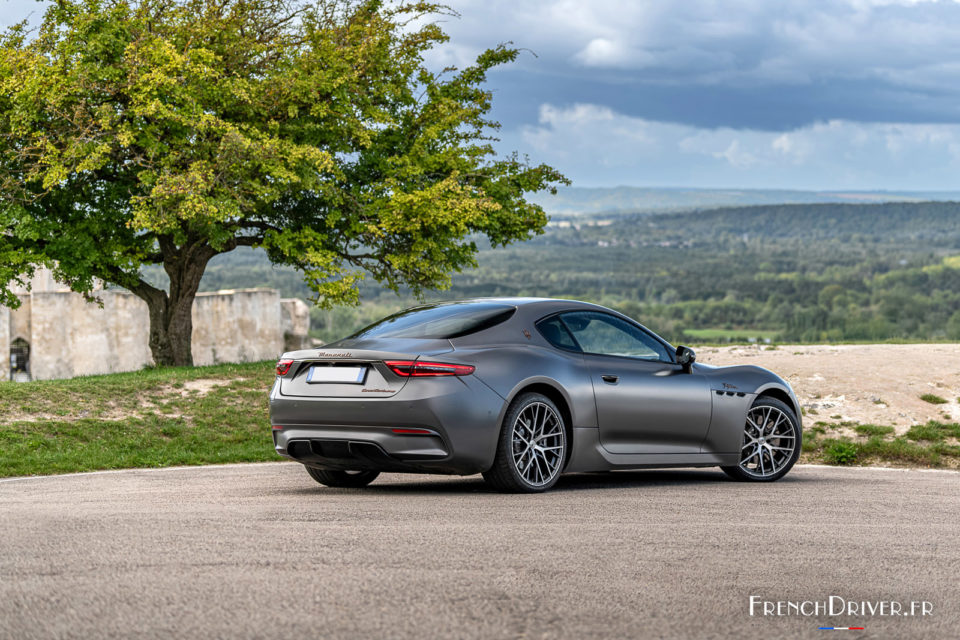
left=695, top=364, right=800, bottom=454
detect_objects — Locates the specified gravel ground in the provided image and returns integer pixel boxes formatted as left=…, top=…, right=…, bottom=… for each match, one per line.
left=1, top=462, right=957, bottom=640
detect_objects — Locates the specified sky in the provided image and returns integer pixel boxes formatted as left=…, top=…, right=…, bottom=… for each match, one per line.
left=6, top=0, right=960, bottom=190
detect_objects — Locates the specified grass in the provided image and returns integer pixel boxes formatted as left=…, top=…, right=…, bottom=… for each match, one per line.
left=905, top=422, right=960, bottom=442
left=0, top=361, right=277, bottom=478
left=801, top=420, right=960, bottom=468
left=920, top=393, right=948, bottom=405
left=823, top=440, right=859, bottom=465
left=854, top=424, right=895, bottom=437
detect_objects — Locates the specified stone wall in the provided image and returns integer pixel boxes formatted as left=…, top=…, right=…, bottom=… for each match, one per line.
left=192, top=289, right=284, bottom=366
left=280, top=298, right=311, bottom=351
left=29, top=291, right=153, bottom=380
left=9, top=296, right=31, bottom=343
left=0, top=307, right=8, bottom=379
left=6, top=288, right=302, bottom=381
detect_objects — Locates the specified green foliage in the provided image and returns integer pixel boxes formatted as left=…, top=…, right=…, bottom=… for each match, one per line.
left=0, top=0, right=565, bottom=364
left=802, top=425, right=826, bottom=452
left=857, top=436, right=946, bottom=466
left=854, top=424, right=895, bottom=437
left=800, top=420, right=960, bottom=468
left=919, top=394, right=948, bottom=405
left=905, top=421, right=960, bottom=442
left=822, top=439, right=859, bottom=465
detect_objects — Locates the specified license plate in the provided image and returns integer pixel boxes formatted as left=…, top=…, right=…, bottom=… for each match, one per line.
left=306, top=366, right=367, bottom=384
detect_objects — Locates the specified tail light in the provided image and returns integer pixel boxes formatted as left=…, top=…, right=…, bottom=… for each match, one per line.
left=384, top=360, right=475, bottom=377
left=276, top=358, right=294, bottom=376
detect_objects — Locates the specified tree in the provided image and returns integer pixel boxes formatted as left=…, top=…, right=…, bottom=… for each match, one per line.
left=0, top=0, right=566, bottom=366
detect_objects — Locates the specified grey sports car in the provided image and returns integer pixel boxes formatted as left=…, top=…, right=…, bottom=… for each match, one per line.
left=269, top=298, right=802, bottom=492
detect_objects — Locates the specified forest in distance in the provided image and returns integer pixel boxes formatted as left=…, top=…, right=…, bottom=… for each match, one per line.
left=160, top=200, right=960, bottom=345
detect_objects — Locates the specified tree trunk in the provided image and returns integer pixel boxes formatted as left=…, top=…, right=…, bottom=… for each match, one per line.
left=131, top=244, right=215, bottom=367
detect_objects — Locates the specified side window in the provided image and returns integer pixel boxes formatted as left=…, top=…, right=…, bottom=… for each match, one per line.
left=560, top=311, right=671, bottom=362
left=536, top=316, right=581, bottom=351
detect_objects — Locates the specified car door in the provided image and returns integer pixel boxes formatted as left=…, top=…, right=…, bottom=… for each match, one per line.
left=557, top=311, right=712, bottom=455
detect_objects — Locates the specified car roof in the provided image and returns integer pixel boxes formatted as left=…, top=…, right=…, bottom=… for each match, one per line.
left=438, top=297, right=602, bottom=309
left=426, top=297, right=616, bottom=321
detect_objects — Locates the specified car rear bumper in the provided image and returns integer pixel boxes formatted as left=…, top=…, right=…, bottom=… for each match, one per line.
left=268, top=375, right=506, bottom=475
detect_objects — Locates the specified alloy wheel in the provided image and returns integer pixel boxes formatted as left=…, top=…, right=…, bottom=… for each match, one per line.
left=738, top=405, right=797, bottom=477
left=511, top=402, right=566, bottom=487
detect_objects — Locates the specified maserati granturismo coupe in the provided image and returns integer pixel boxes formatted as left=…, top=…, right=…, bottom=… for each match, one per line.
left=269, top=298, right=802, bottom=492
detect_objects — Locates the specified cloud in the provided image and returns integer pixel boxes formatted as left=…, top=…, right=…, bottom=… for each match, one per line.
left=502, top=103, right=960, bottom=189
left=418, top=0, right=960, bottom=131
left=556, top=0, right=960, bottom=91
left=7, top=0, right=960, bottom=188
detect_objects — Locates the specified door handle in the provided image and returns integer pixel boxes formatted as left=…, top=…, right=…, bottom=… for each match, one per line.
left=601, top=374, right=619, bottom=384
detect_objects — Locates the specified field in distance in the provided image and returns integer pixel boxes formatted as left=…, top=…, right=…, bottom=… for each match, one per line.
left=161, top=200, right=960, bottom=345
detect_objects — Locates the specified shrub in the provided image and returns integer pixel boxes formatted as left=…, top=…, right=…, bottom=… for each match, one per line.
left=823, top=440, right=859, bottom=465
left=920, top=394, right=948, bottom=405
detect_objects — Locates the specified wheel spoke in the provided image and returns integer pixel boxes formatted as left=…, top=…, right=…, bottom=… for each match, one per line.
left=511, top=402, right=565, bottom=487
left=739, top=405, right=797, bottom=477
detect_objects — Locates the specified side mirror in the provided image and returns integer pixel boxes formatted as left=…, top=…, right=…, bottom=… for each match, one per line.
left=676, top=345, right=696, bottom=371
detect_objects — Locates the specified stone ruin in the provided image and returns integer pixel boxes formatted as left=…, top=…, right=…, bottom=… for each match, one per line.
left=1, top=269, right=310, bottom=381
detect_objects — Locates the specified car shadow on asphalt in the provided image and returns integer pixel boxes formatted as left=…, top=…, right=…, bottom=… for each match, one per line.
left=278, top=468, right=817, bottom=495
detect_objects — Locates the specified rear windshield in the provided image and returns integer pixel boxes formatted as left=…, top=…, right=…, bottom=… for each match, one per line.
left=348, top=303, right=516, bottom=340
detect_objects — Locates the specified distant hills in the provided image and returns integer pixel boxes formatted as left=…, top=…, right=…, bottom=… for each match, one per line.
left=530, top=186, right=960, bottom=215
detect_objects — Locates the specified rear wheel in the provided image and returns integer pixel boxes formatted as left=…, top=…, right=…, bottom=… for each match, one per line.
left=721, top=397, right=801, bottom=482
left=483, top=392, right=567, bottom=493
left=305, top=467, right=380, bottom=488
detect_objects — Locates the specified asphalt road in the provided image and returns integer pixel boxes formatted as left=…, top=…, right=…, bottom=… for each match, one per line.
left=1, top=464, right=957, bottom=640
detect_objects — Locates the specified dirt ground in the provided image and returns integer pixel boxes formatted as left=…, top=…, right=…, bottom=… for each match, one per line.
left=697, top=343, right=960, bottom=433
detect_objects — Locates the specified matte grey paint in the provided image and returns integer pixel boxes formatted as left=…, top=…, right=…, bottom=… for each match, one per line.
left=269, top=298, right=801, bottom=477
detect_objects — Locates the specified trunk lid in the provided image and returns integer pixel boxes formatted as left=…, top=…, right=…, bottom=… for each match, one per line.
left=279, top=338, right=453, bottom=398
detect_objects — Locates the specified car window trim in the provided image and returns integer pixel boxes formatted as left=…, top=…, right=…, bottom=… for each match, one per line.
left=541, top=309, right=677, bottom=364
left=534, top=315, right=584, bottom=353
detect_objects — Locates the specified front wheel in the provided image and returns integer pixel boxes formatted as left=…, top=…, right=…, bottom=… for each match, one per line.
left=721, top=397, right=801, bottom=482
left=305, top=467, right=380, bottom=488
left=483, top=393, right=568, bottom=493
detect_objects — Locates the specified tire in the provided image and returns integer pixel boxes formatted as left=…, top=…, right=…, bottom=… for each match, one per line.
left=305, top=466, right=380, bottom=488
left=721, top=396, right=801, bottom=482
left=483, top=392, right=568, bottom=493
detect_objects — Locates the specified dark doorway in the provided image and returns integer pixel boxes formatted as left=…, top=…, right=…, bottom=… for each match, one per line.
left=10, top=337, right=29, bottom=381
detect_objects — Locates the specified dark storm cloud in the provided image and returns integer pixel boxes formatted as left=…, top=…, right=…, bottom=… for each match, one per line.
left=429, top=0, right=960, bottom=130
left=7, top=0, right=960, bottom=187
